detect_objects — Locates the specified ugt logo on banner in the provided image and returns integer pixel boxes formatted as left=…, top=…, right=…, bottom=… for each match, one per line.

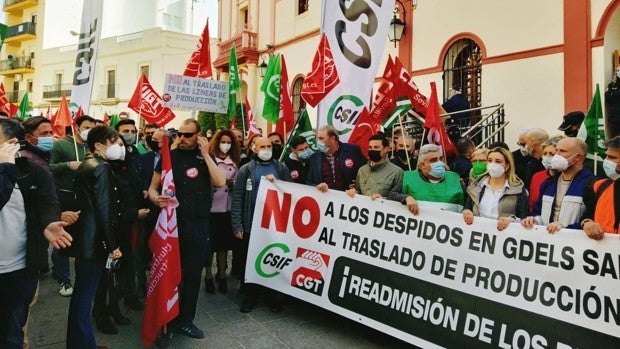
left=292, top=248, right=331, bottom=296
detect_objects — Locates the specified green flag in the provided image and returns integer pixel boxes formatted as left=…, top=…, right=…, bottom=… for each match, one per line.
left=17, top=91, right=29, bottom=121
left=109, top=114, right=120, bottom=129
left=228, top=45, right=240, bottom=120
left=577, top=83, right=606, bottom=175
left=260, top=54, right=281, bottom=124
left=0, top=24, right=7, bottom=52
left=279, top=109, right=316, bottom=161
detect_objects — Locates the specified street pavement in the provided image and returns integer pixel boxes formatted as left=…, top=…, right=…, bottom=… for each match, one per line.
left=27, top=270, right=415, bottom=349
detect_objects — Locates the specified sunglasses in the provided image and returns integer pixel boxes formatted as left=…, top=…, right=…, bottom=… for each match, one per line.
left=178, top=132, right=198, bottom=138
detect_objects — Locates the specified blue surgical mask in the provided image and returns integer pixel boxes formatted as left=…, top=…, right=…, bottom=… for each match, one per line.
left=297, top=148, right=314, bottom=160
left=603, top=159, right=620, bottom=180
left=317, top=141, right=329, bottom=153
left=36, top=136, right=54, bottom=152
left=429, top=161, right=446, bottom=178
left=541, top=156, right=553, bottom=170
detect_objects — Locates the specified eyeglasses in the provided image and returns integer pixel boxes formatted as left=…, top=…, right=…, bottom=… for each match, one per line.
left=178, top=132, right=198, bottom=138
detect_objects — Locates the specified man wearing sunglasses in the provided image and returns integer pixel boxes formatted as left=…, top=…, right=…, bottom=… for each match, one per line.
left=148, top=119, right=225, bottom=340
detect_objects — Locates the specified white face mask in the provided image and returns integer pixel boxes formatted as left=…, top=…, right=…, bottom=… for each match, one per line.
left=603, top=159, right=620, bottom=180
left=550, top=154, right=570, bottom=172
left=219, top=143, right=232, bottom=154
left=79, top=128, right=90, bottom=142
left=257, top=149, right=272, bottom=161
left=541, top=156, right=553, bottom=170
left=487, top=162, right=506, bottom=178
left=106, top=143, right=125, bottom=161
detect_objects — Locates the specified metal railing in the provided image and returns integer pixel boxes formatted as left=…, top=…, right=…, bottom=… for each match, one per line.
left=7, top=22, right=36, bottom=38
left=42, top=84, right=72, bottom=99
left=0, top=55, right=32, bottom=71
left=217, top=29, right=258, bottom=57
left=385, top=104, right=507, bottom=149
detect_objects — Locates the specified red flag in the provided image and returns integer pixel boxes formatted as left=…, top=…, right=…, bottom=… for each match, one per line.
left=369, top=56, right=397, bottom=123
left=276, top=55, right=294, bottom=139
left=245, top=96, right=260, bottom=139
left=103, top=112, right=110, bottom=126
left=128, top=73, right=176, bottom=127
left=141, top=136, right=181, bottom=347
left=425, top=82, right=456, bottom=157
left=51, top=110, right=65, bottom=139
left=0, top=83, right=18, bottom=117
left=301, top=33, right=339, bottom=107
left=55, top=96, right=73, bottom=129
left=74, top=106, right=84, bottom=118
left=230, top=115, right=236, bottom=130
left=393, top=57, right=429, bottom=116
left=348, top=107, right=377, bottom=157
left=183, top=19, right=213, bottom=78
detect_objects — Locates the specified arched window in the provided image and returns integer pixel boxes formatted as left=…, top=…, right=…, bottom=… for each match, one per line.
left=443, top=39, right=482, bottom=110
left=292, top=77, right=306, bottom=120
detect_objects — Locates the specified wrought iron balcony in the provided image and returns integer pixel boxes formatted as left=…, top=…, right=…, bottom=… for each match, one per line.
left=0, top=55, right=33, bottom=75
left=4, top=22, right=36, bottom=45
left=42, top=84, right=72, bottom=99
left=3, top=0, right=37, bottom=14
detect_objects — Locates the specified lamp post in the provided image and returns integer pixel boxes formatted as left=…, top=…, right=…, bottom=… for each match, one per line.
left=258, top=52, right=269, bottom=78
left=388, top=2, right=406, bottom=47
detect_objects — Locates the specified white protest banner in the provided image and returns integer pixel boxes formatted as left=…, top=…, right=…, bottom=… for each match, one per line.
left=70, top=0, right=103, bottom=114
left=161, top=73, right=228, bottom=113
left=247, top=179, right=620, bottom=349
left=316, top=0, right=395, bottom=141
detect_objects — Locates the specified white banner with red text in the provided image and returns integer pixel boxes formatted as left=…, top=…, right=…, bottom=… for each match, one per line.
left=246, top=178, right=620, bottom=349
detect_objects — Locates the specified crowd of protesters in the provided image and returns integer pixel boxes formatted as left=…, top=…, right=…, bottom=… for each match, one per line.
left=2, top=96, right=620, bottom=348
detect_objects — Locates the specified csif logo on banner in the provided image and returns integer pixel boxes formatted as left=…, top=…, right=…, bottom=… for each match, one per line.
left=73, top=19, right=99, bottom=86
left=334, top=0, right=383, bottom=69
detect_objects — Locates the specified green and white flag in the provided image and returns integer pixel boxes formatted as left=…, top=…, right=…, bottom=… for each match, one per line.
left=279, top=109, right=316, bottom=161
left=577, top=83, right=606, bottom=175
left=17, top=91, right=29, bottom=121
left=260, top=54, right=281, bottom=125
left=228, top=45, right=240, bottom=120
left=0, top=24, right=7, bottom=52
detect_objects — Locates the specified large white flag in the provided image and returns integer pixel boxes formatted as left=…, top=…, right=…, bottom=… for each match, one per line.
left=316, top=0, right=395, bottom=141
left=70, top=0, right=104, bottom=115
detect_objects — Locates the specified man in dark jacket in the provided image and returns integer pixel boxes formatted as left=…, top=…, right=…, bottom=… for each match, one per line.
left=306, top=125, right=365, bottom=192
left=0, top=119, right=71, bottom=349
left=284, top=135, right=313, bottom=184
left=231, top=136, right=292, bottom=313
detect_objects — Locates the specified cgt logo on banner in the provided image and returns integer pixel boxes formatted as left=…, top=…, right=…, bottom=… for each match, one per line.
left=291, top=248, right=331, bottom=296
left=246, top=178, right=620, bottom=349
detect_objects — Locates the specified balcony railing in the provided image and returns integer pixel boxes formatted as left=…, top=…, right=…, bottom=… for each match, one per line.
left=6, top=22, right=36, bottom=38
left=0, top=55, right=32, bottom=72
left=42, top=84, right=72, bottom=99
left=3, top=0, right=37, bottom=13
left=213, top=29, right=259, bottom=69
left=7, top=89, right=28, bottom=103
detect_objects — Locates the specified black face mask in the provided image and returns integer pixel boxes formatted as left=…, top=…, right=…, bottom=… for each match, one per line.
left=368, top=150, right=383, bottom=162
left=272, top=144, right=283, bottom=159
left=396, top=149, right=411, bottom=160
left=146, top=136, right=160, bottom=152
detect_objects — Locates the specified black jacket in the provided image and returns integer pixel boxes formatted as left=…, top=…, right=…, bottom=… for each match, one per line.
left=0, top=158, right=60, bottom=276
left=73, top=154, right=120, bottom=259
left=306, top=142, right=366, bottom=189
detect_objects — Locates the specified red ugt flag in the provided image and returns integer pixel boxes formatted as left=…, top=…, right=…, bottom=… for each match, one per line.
left=369, top=55, right=397, bottom=123
left=425, top=82, right=456, bottom=157
left=141, top=136, right=181, bottom=347
left=183, top=19, right=213, bottom=78
left=276, top=55, right=295, bottom=139
left=348, top=107, right=378, bottom=157
left=0, top=83, right=17, bottom=117
left=245, top=96, right=261, bottom=139
left=128, top=73, right=176, bottom=127
left=301, top=33, right=340, bottom=107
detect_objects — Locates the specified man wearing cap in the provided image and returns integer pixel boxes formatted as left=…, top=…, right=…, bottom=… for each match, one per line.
left=442, top=84, right=471, bottom=128
left=558, top=111, right=585, bottom=137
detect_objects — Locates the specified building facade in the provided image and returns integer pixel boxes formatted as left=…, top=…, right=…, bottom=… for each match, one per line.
left=214, top=0, right=620, bottom=144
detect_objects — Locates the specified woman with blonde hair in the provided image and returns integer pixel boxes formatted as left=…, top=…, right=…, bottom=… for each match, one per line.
left=462, top=147, right=529, bottom=231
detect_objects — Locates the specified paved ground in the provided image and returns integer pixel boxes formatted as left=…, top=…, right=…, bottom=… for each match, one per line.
left=27, top=269, right=415, bottom=349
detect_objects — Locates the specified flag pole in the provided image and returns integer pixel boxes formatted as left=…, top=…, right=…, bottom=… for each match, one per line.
left=396, top=110, right=412, bottom=171
left=71, top=124, right=80, bottom=162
